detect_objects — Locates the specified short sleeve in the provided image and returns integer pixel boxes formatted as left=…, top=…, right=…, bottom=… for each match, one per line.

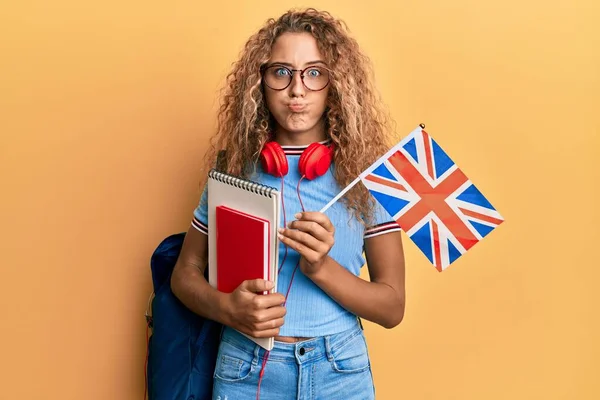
left=363, top=199, right=401, bottom=239
left=191, top=184, right=208, bottom=235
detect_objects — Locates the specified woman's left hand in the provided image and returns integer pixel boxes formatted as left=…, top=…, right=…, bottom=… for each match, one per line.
left=277, top=211, right=335, bottom=276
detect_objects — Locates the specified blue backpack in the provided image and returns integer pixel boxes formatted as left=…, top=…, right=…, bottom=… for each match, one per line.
left=146, top=232, right=222, bottom=400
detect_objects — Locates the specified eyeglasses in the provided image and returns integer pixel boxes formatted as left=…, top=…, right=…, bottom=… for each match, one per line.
left=262, top=65, right=330, bottom=91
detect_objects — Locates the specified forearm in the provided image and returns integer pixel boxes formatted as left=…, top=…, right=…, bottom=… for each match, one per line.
left=306, top=257, right=405, bottom=328
left=170, top=263, right=231, bottom=326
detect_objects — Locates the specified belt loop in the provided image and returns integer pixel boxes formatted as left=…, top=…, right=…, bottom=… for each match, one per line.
left=324, top=335, right=333, bottom=361
left=252, top=343, right=260, bottom=366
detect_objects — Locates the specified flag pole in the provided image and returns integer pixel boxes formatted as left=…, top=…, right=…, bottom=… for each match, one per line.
left=319, top=123, right=426, bottom=214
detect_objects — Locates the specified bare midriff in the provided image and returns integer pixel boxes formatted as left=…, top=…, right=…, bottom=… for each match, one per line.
left=274, top=335, right=313, bottom=343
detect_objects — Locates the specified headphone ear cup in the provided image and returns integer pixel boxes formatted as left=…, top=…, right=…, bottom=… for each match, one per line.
left=298, top=143, right=334, bottom=180
left=274, top=143, right=289, bottom=177
left=260, top=141, right=289, bottom=177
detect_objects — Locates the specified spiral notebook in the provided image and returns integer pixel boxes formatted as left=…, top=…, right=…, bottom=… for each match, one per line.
left=207, top=169, right=281, bottom=350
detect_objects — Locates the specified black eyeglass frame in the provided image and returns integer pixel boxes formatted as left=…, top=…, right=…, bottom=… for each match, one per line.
left=261, top=64, right=331, bottom=92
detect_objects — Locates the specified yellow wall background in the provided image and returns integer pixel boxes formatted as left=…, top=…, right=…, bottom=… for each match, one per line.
left=1, top=0, right=598, bottom=399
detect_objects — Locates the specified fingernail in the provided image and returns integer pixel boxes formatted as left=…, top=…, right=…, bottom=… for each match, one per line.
left=277, top=227, right=284, bottom=233
left=294, top=213, right=302, bottom=219
left=277, top=233, right=284, bottom=240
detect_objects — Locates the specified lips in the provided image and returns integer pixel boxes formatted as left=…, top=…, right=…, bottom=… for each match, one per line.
left=287, top=103, right=307, bottom=112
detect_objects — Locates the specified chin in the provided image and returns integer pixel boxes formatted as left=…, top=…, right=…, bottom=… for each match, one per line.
left=283, top=117, right=321, bottom=133
left=285, top=126, right=319, bottom=137
left=284, top=124, right=312, bottom=133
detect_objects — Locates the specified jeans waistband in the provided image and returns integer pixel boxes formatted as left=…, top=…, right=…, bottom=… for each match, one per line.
left=220, top=324, right=364, bottom=364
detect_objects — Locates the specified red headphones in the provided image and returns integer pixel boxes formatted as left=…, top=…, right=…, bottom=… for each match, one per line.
left=260, top=141, right=334, bottom=180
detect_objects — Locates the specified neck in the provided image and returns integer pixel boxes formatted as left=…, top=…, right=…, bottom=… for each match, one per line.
left=273, top=120, right=327, bottom=146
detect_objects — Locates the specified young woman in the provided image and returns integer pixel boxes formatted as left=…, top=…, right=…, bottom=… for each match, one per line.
left=171, top=8, right=406, bottom=399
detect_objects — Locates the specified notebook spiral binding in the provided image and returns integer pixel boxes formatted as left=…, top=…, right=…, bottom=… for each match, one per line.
left=208, top=169, right=277, bottom=198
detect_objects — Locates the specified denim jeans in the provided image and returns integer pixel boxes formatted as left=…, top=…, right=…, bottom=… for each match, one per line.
left=212, top=324, right=376, bottom=400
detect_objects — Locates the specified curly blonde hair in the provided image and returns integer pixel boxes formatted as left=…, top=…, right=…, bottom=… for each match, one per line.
left=202, top=8, right=396, bottom=224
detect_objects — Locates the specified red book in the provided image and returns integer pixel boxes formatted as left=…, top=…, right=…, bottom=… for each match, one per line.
left=215, top=205, right=270, bottom=293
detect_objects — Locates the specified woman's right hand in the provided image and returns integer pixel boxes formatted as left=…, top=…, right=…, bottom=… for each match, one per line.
left=224, top=279, right=286, bottom=338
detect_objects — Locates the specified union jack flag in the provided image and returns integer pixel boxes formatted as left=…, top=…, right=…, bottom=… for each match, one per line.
left=360, top=126, right=504, bottom=271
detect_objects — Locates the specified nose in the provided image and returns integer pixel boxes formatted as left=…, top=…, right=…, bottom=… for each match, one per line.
left=289, top=71, right=306, bottom=97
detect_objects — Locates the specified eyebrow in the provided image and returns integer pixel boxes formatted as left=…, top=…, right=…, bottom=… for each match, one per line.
left=268, top=60, right=327, bottom=68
